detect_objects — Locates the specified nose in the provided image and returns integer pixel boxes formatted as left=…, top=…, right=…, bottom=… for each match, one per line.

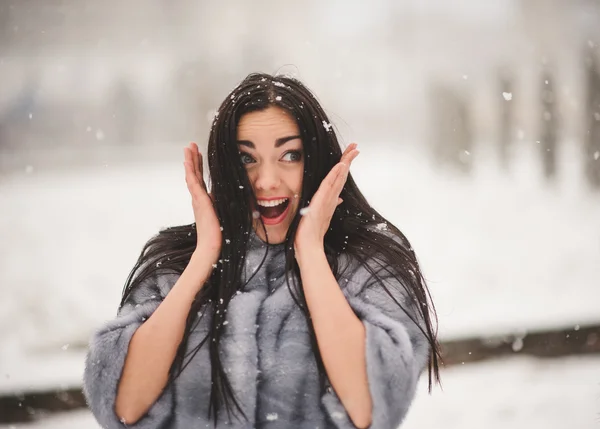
left=254, top=164, right=281, bottom=192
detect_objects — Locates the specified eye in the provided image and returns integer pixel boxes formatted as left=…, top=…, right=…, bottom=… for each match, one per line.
left=281, top=150, right=302, bottom=162
left=240, top=152, right=255, bottom=165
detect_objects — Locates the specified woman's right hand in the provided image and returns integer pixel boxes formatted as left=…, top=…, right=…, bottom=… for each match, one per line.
left=183, top=142, right=222, bottom=266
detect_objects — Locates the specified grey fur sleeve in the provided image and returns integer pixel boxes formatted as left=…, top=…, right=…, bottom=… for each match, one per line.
left=83, top=273, right=179, bottom=429
left=322, top=262, right=430, bottom=429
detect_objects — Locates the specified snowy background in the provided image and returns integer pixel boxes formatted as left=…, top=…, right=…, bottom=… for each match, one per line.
left=1, top=0, right=600, bottom=427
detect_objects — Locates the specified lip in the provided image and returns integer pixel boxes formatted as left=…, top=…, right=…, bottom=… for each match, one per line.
left=259, top=199, right=291, bottom=226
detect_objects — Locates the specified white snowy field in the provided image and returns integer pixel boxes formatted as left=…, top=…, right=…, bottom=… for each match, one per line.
left=1, top=355, right=598, bottom=429
left=0, top=141, right=599, bottom=395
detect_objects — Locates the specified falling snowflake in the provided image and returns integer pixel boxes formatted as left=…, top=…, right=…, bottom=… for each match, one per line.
left=322, top=121, right=333, bottom=131
left=594, top=151, right=599, bottom=161
left=300, top=207, right=310, bottom=216
left=275, top=96, right=282, bottom=101
left=502, top=92, right=512, bottom=101
left=266, top=413, right=278, bottom=421
left=273, top=81, right=286, bottom=87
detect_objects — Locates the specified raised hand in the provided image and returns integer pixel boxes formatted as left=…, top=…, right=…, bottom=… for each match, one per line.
left=183, top=142, right=222, bottom=265
left=294, top=143, right=359, bottom=255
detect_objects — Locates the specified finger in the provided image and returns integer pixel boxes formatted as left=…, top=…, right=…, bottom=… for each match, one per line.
left=331, top=159, right=355, bottom=198
left=345, top=148, right=360, bottom=166
left=190, top=143, right=201, bottom=177
left=184, top=155, right=206, bottom=202
left=310, top=163, right=346, bottom=210
left=335, top=162, right=350, bottom=192
left=189, top=143, right=200, bottom=180
left=183, top=146, right=193, bottom=170
left=191, top=142, right=208, bottom=191
left=337, top=198, right=343, bottom=206
left=342, top=142, right=357, bottom=156
left=183, top=160, right=200, bottom=196
left=184, top=157, right=198, bottom=188
left=322, top=163, right=345, bottom=190
left=341, top=145, right=359, bottom=165
left=341, top=143, right=358, bottom=162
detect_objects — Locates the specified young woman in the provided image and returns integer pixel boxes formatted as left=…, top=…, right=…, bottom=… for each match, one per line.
left=83, top=72, right=441, bottom=429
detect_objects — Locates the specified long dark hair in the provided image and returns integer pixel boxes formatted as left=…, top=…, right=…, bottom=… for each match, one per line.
left=120, top=72, right=442, bottom=424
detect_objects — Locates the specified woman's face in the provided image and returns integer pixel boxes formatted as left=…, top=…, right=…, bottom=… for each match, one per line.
left=237, top=106, right=304, bottom=244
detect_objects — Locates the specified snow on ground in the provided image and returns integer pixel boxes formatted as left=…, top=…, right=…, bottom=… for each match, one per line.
left=0, top=350, right=86, bottom=396
left=1, top=355, right=598, bottom=429
left=1, top=141, right=599, bottom=393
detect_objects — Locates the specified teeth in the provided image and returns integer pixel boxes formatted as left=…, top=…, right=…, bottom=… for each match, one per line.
left=257, top=198, right=288, bottom=207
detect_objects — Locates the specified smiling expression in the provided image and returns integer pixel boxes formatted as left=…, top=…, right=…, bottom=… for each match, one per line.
left=237, top=106, right=304, bottom=244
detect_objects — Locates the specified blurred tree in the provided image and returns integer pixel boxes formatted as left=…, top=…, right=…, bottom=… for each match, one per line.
left=110, top=79, right=139, bottom=145
left=0, top=1, right=13, bottom=54
left=429, top=84, right=473, bottom=174
left=539, top=70, right=559, bottom=181
left=170, top=60, right=218, bottom=143
left=584, top=46, right=600, bottom=189
left=498, top=73, right=514, bottom=171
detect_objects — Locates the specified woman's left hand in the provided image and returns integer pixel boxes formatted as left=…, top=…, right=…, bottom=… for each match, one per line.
left=295, top=143, right=359, bottom=256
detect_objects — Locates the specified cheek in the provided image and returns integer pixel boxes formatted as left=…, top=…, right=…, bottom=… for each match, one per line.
left=246, top=170, right=258, bottom=188
left=293, top=164, right=304, bottom=192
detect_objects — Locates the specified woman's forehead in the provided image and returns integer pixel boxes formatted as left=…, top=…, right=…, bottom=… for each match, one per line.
left=237, top=107, right=300, bottom=140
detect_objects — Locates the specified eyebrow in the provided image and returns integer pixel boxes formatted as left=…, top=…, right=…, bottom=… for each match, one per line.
left=237, top=135, right=301, bottom=149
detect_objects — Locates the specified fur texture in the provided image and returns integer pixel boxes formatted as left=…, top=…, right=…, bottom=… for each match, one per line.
left=83, top=232, right=429, bottom=428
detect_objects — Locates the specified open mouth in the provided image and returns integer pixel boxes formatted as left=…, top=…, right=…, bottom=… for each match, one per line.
left=256, top=198, right=290, bottom=225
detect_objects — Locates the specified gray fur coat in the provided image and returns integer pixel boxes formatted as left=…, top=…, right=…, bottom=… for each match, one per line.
left=83, top=232, right=429, bottom=429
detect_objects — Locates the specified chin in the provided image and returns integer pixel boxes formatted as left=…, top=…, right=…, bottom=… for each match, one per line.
left=253, top=205, right=297, bottom=245
left=262, top=225, right=288, bottom=244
